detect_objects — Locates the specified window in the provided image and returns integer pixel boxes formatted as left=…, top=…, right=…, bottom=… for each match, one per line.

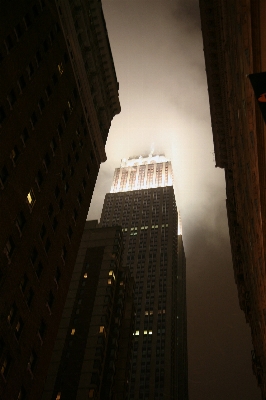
left=43, top=39, right=49, bottom=53
left=1, top=354, right=12, bottom=379
left=4, top=236, right=15, bottom=260
left=16, top=211, right=26, bottom=233
left=61, top=245, right=67, bottom=262
left=30, top=111, right=38, bottom=128
left=14, top=318, right=24, bottom=340
left=26, top=288, right=34, bottom=308
left=47, top=291, right=54, bottom=309
left=67, top=226, right=73, bottom=240
left=7, top=89, right=17, bottom=107
left=27, top=189, right=36, bottom=210
left=71, top=328, right=75, bottom=335
left=10, top=145, right=20, bottom=164
left=38, top=320, right=46, bottom=340
left=21, top=128, right=29, bottom=146
left=7, top=303, right=17, bottom=324
left=57, top=123, right=63, bottom=138
left=45, top=238, right=51, bottom=253
left=36, top=261, right=43, bottom=279
left=0, top=165, right=9, bottom=187
left=45, top=84, right=52, bottom=99
left=17, top=386, right=26, bottom=400
left=14, top=23, right=23, bottom=40
left=52, top=217, right=58, bottom=231
left=28, top=351, right=37, bottom=372
left=35, top=50, right=42, bottom=66
left=24, top=14, right=32, bottom=29
left=52, top=72, right=58, bottom=85
left=55, top=267, right=61, bottom=284
left=50, top=138, right=57, bottom=154
left=43, top=153, right=51, bottom=170
left=27, top=62, right=34, bottom=79
left=58, top=63, right=63, bottom=75
left=4, top=35, right=13, bottom=52
left=0, top=106, right=6, bottom=124
left=38, top=97, right=45, bottom=112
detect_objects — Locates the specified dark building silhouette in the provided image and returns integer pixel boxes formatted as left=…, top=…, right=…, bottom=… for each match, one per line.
left=42, top=221, right=134, bottom=400
left=0, top=1, right=120, bottom=399
left=100, top=154, right=188, bottom=400
left=199, top=0, right=266, bottom=397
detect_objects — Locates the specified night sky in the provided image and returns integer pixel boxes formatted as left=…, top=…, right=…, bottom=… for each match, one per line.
left=88, top=1, right=261, bottom=398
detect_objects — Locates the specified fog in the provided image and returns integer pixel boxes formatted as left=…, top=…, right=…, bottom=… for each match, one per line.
left=87, top=1, right=260, bottom=398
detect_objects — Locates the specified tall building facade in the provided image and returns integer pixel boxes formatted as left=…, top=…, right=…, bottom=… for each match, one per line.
left=199, top=1, right=266, bottom=396
left=100, top=154, right=188, bottom=400
left=42, top=221, right=134, bottom=400
left=0, top=1, right=120, bottom=399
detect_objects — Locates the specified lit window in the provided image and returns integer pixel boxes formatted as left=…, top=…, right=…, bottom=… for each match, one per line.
left=107, top=278, right=112, bottom=285
left=27, top=189, right=35, bottom=209
left=58, top=63, right=63, bottom=75
left=144, top=330, right=147, bottom=335
left=135, top=331, right=139, bottom=336
left=108, top=270, right=115, bottom=280
left=71, top=328, right=75, bottom=335
left=99, top=326, right=105, bottom=334
left=149, top=331, right=152, bottom=335
left=56, top=393, right=61, bottom=400
left=83, top=273, right=87, bottom=278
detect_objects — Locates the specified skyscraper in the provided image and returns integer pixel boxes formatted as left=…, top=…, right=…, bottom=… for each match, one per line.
left=42, top=221, right=134, bottom=400
left=0, top=1, right=120, bottom=399
left=100, top=154, right=188, bottom=400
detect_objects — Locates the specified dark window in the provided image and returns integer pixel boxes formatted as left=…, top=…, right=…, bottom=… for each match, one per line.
left=45, top=238, right=51, bottom=253
left=52, top=72, right=58, bottom=85
left=43, top=39, right=49, bottom=53
left=55, top=267, right=61, bottom=284
left=14, top=318, right=24, bottom=340
left=47, top=291, right=54, bottom=309
left=21, top=128, right=29, bottom=145
left=73, top=208, right=78, bottom=222
left=36, top=261, right=43, bottom=278
left=75, top=152, right=79, bottom=162
left=7, top=303, right=17, bottom=324
left=36, top=170, right=43, bottom=187
left=64, top=182, right=69, bottom=193
left=48, top=203, right=53, bottom=218
left=59, top=198, right=64, bottom=210
left=67, top=226, right=73, bottom=239
left=27, top=62, right=34, bottom=78
left=30, top=111, right=38, bottom=127
left=0, top=106, right=6, bottom=123
left=45, top=84, right=52, bottom=98
left=5, top=35, right=13, bottom=52
left=28, top=351, right=37, bottom=372
left=14, top=23, right=23, bottom=40
left=38, top=97, right=45, bottom=111
left=7, top=89, right=16, bottom=106
left=86, top=164, right=90, bottom=176
left=50, top=138, right=57, bottom=153
left=73, top=87, right=78, bottom=99
left=16, top=211, right=26, bottom=231
left=20, top=274, right=28, bottom=293
left=63, top=109, right=68, bottom=124
left=0, top=165, right=9, bottom=185
left=90, top=151, right=94, bottom=161
left=4, top=236, right=15, bottom=259
left=49, top=30, right=55, bottom=43
left=36, top=50, right=42, bottom=65
left=82, top=178, right=87, bottom=190
left=64, top=51, right=68, bottom=63
left=55, top=185, right=60, bottom=199
left=10, top=145, right=20, bottom=164
left=40, top=224, right=46, bottom=240
left=17, top=386, right=27, bottom=400
left=57, top=123, right=63, bottom=138
left=77, top=192, right=82, bottom=205
left=1, top=353, right=12, bottom=379
left=61, top=245, right=67, bottom=262
left=26, top=288, right=34, bottom=308
left=43, top=153, right=50, bottom=169
left=61, top=169, right=66, bottom=180
left=39, top=320, right=46, bottom=339
left=24, top=14, right=32, bottom=29
left=30, top=247, right=38, bottom=264
left=32, top=4, right=39, bottom=17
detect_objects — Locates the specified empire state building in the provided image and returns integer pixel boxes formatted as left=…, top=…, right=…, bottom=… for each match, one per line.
left=100, top=154, right=188, bottom=400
